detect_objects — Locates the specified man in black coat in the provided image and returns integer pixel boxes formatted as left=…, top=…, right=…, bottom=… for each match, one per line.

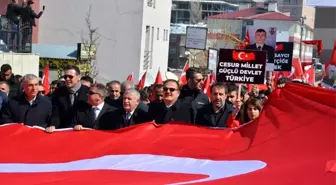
left=195, top=83, right=235, bottom=128
left=46, top=65, right=89, bottom=132
left=105, top=80, right=123, bottom=108
left=149, top=79, right=192, bottom=124
left=1, top=74, right=51, bottom=128
left=72, top=83, right=116, bottom=130
left=21, top=0, right=45, bottom=47
left=101, top=89, right=151, bottom=130
left=0, top=64, right=21, bottom=98
left=178, top=67, right=209, bottom=123
left=5, top=0, right=23, bottom=47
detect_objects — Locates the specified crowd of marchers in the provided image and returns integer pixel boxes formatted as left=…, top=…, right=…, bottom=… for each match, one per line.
left=0, top=64, right=303, bottom=132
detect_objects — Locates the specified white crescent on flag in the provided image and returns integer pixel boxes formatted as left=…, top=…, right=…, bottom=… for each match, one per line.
left=0, top=154, right=266, bottom=185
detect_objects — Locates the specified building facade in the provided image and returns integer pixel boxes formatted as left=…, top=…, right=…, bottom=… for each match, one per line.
left=276, top=0, right=315, bottom=28
left=37, top=0, right=171, bottom=83
left=313, top=7, right=336, bottom=63
left=171, top=0, right=239, bottom=24
left=207, top=7, right=314, bottom=62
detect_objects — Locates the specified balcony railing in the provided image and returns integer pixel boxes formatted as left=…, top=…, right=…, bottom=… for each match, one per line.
left=0, top=16, right=32, bottom=53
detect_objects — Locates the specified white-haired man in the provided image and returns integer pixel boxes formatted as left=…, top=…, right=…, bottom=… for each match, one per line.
left=102, top=89, right=151, bottom=130
left=1, top=74, right=52, bottom=128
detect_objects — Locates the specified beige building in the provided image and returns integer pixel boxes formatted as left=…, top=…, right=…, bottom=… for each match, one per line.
left=271, top=0, right=315, bottom=28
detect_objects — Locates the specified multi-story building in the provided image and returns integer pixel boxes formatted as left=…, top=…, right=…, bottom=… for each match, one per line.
left=207, top=4, right=314, bottom=62
left=312, top=5, right=336, bottom=62
left=34, top=0, right=171, bottom=82
left=272, top=0, right=315, bottom=28
left=171, top=0, right=239, bottom=24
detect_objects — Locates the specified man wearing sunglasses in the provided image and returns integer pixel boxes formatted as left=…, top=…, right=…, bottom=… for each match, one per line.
left=72, top=83, right=116, bottom=130
left=178, top=67, right=210, bottom=123
left=46, top=65, right=89, bottom=133
left=1, top=74, right=52, bottom=128
left=148, top=79, right=192, bottom=124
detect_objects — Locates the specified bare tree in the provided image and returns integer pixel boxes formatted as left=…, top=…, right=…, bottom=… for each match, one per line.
left=81, top=5, right=100, bottom=77
left=189, top=0, right=202, bottom=24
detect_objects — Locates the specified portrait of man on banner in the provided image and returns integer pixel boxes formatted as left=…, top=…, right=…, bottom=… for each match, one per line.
left=246, top=26, right=276, bottom=71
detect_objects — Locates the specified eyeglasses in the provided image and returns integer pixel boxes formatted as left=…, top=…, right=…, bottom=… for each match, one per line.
left=63, top=75, right=74, bottom=79
left=163, top=87, right=177, bottom=92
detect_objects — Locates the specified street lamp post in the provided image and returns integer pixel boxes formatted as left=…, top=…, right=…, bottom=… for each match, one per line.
left=299, top=16, right=306, bottom=61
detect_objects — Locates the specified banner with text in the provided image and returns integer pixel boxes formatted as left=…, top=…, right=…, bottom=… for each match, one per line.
left=274, top=42, right=294, bottom=71
left=216, top=49, right=266, bottom=84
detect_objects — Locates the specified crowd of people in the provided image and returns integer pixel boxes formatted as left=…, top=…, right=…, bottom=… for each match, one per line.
left=0, top=63, right=306, bottom=132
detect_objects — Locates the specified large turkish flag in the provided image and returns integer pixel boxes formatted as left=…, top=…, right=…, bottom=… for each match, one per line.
left=0, top=83, right=335, bottom=185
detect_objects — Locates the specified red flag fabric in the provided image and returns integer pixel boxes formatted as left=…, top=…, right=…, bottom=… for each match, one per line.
left=42, top=64, right=50, bottom=95
left=151, top=70, right=163, bottom=101
left=244, top=29, right=250, bottom=46
left=302, top=40, right=323, bottom=56
left=303, top=65, right=315, bottom=85
left=0, top=83, right=335, bottom=185
left=126, top=73, right=133, bottom=82
left=137, top=72, right=147, bottom=90
left=202, top=75, right=211, bottom=98
left=180, top=62, right=189, bottom=85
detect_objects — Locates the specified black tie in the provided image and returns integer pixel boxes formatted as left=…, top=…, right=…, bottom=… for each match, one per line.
left=257, top=46, right=262, bottom=50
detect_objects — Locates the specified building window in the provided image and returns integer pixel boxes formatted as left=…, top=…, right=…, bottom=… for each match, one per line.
left=163, top=29, right=165, bottom=41
left=157, top=28, right=160, bottom=40
left=284, top=0, right=290, bottom=4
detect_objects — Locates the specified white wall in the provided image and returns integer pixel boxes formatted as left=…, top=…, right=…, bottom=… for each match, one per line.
left=0, top=53, right=39, bottom=76
left=39, top=0, right=145, bottom=83
left=139, top=0, right=171, bottom=81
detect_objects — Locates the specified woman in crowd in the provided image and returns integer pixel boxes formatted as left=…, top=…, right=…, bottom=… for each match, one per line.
left=241, top=97, right=262, bottom=124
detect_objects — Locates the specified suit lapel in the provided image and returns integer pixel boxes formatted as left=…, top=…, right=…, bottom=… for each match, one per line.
left=95, top=104, right=108, bottom=122
left=129, top=109, right=137, bottom=126
left=85, top=106, right=95, bottom=122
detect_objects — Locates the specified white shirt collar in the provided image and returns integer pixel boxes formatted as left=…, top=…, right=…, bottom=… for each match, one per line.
left=126, top=110, right=135, bottom=116
left=256, top=44, right=264, bottom=49
left=26, top=96, right=37, bottom=105
left=93, top=102, right=104, bottom=110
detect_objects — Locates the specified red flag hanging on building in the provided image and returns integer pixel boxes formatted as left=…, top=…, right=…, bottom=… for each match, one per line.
left=302, top=40, right=323, bottom=56
left=0, top=83, right=335, bottom=185
left=137, top=72, right=147, bottom=90
left=42, top=64, right=50, bottom=95
left=180, top=62, right=189, bottom=85
left=151, top=69, right=163, bottom=101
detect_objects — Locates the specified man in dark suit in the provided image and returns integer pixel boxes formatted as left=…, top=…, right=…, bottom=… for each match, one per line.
left=72, top=83, right=116, bottom=130
left=149, top=79, right=193, bottom=124
left=195, top=83, right=235, bottom=128
left=101, top=89, right=151, bottom=130
left=1, top=74, right=52, bottom=128
left=46, top=65, right=89, bottom=133
left=245, top=29, right=275, bottom=71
